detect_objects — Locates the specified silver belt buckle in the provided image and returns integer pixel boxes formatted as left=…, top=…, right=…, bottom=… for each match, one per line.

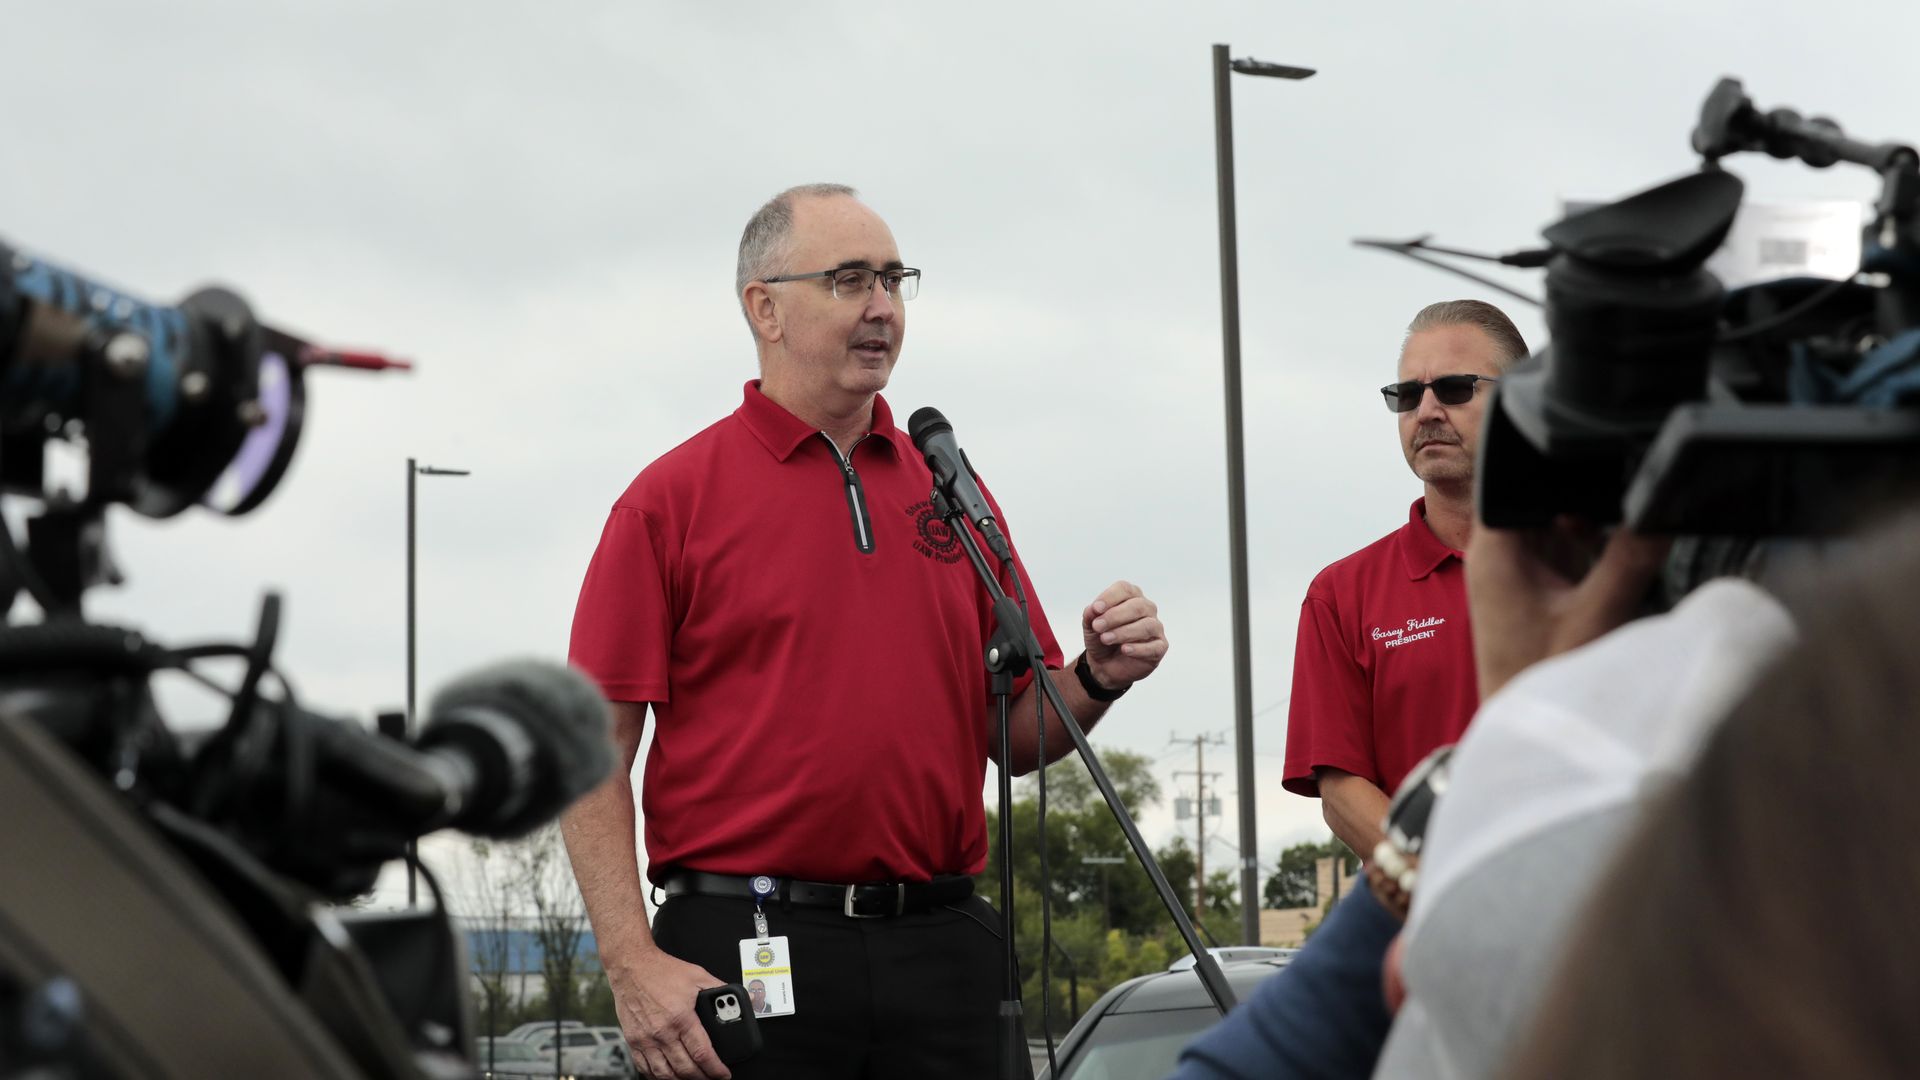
left=844, top=883, right=905, bottom=918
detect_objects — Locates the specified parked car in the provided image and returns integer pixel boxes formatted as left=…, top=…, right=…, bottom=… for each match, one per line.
left=489, top=1040, right=637, bottom=1080
left=1168, top=946, right=1298, bottom=971
left=1037, top=955, right=1294, bottom=1079
left=572, top=1040, right=640, bottom=1079
left=523, top=1027, right=614, bottom=1073
left=472, top=1036, right=548, bottom=1079
left=500, top=1020, right=588, bottom=1042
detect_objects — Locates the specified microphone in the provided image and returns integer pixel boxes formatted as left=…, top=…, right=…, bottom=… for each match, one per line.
left=417, top=659, right=615, bottom=838
left=908, top=406, right=1014, bottom=564
left=190, top=659, right=613, bottom=898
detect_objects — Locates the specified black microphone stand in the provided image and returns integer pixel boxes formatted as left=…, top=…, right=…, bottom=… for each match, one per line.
left=931, top=489, right=1034, bottom=1080
left=930, top=491, right=1237, bottom=1080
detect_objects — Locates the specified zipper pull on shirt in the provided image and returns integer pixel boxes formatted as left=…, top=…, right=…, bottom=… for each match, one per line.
left=820, top=432, right=875, bottom=554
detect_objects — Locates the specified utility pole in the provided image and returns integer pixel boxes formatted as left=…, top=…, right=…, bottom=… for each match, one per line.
left=1173, top=733, right=1227, bottom=920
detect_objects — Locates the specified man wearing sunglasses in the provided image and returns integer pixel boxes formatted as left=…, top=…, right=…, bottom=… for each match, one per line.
left=562, top=184, right=1168, bottom=1080
left=1284, top=298, right=1525, bottom=870
left=1176, top=300, right=1526, bottom=1079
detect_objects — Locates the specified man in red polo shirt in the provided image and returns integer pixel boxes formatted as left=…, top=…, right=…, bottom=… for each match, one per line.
left=561, top=183, right=1169, bottom=1080
left=1171, top=301, right=1530, bottom=1080
left=1284, top=298, right=1529, bottom=863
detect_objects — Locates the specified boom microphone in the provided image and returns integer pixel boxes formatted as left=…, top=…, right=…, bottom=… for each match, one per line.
left=418, top=659, right=615, bottom=838
left=198, top=658, right=614, bottom=897
left=907, top=406, right=1014, bottom=563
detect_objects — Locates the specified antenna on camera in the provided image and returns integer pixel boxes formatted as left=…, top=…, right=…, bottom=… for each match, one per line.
left=1351, top=235, right=1545, bottom=307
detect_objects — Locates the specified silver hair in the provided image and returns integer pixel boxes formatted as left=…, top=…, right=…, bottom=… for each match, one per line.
left=736, top=183, right=859, bottom=334
left=1403, top=299, right=1530, bottom=370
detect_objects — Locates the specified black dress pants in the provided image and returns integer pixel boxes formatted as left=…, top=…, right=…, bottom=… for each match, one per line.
left=649, top=890, right=1004, bottom=1079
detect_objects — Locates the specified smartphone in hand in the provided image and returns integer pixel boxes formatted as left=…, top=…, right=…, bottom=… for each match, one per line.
left=695, top=983, right=763, bottom=1065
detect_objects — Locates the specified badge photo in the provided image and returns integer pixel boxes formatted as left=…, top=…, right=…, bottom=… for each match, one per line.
left=738, top=935, right=797, bottom=1017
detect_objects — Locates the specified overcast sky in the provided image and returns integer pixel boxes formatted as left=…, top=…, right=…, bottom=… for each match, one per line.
left=9, top=1, right=1915, bottom=911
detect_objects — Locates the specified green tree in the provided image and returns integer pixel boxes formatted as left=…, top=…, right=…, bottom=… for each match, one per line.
left=579, top=971, right=619, bottom=1026
left=1153, top=837, right=1242, bottom=938
left=979, top=749, right=1164, bottom=935
left=517, top=824, right=590, bottom=1025
left=456, top=838, right=519, bottom=1035
left=1261, top=838, right=1360, bottom=909
left=977, top=750, right=1264, bottom=1033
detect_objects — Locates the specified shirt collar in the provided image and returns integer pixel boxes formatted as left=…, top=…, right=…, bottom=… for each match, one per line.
left=1399, top=497, right=1461, bottom=580
left=735, top=380, right=905, bottom=462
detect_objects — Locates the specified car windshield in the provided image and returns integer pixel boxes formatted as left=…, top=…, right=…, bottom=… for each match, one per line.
left=1058, top=1008, right=1219, bottom=1080
left=477, top=1041, right=541, bottom=1061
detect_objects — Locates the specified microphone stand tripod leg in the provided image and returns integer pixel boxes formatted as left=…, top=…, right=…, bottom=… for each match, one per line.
left=940, top=496, right=1238, bottom=1021
left=991, top=642, right=1034, bottom=1080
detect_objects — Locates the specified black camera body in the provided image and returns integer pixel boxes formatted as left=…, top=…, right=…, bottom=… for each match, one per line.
left=0, top=244, right=506, bottom=1078
left=1476, top=78, right=1920, bottom=537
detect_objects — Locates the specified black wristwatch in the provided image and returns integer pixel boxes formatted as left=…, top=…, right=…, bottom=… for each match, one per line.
left=1075, top=652, right=1129, bottom=702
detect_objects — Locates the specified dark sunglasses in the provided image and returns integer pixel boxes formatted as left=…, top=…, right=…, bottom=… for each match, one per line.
left=1380, top=374, right=1498, bottom=413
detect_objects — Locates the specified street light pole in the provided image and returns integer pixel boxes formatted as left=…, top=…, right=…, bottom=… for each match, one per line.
left=1213, top=43, right=1315, bottom=946
left=406, top=457, right=472, bottom=907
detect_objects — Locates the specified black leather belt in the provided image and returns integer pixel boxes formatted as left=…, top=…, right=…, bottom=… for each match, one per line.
left=660, top=869, right=974, bottom=918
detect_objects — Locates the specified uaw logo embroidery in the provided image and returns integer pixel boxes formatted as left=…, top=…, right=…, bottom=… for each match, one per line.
left=908, top=499, right=964, bottom=564
left=754, top=946, right=776, bottom=967
left=1371, top=615, right=1447, bottom=651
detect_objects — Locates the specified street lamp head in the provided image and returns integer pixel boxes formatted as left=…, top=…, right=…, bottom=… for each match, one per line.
left=1231, top=57, right=1316, bottom=80
left=416, top=466, right=471, bottom=477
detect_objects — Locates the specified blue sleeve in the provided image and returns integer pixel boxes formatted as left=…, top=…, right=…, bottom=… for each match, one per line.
left=1169, top=885, right=1400, bottom=1080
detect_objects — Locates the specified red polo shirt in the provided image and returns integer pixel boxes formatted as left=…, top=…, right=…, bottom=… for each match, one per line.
left=1282, top=499, right=1478, bottom=799
left=569, top=382, right=1063, bottom=884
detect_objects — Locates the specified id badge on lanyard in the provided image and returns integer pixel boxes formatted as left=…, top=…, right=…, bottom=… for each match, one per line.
left=738, top=875, right=796, bottom=1017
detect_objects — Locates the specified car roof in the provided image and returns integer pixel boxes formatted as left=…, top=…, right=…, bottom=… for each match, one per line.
left=1102, top=957, right=1290, bottom=1014
left=505, top=1020, right=585, bottom=1037
left=1168, top=946, right=1297, bottom=972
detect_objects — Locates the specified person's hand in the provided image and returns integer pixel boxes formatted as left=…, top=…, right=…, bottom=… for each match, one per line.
left=1082, top=580, right=1168, bottom=690
left=1466, top=517, right=1670, bottom=701
left=609, top=947, right=731, bottom=1079
left=1383, top=933, right=1409, bottom=1014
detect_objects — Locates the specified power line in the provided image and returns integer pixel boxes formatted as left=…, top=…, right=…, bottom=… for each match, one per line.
left=1205, top=833, right=1280, bottom=879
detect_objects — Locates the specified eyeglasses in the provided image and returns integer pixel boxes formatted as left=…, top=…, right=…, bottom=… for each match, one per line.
left=1380, top=374, right=1498, bottom=413
left=762, top=266, right=921, bottom=302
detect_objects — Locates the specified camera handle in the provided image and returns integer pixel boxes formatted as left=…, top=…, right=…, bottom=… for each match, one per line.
left=1691, top=77, right=1920, bottom=335
left=4, top=500, right=114, bottom=619
left=0, top=324, right=156, bottom=619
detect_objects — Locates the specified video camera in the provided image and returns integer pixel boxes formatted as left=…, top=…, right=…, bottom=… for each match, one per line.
left=0, top=242, right=613, bottom=1078
left=1372, top=78, right=1920, bottom=538
left=0, top=242, right=415, bottom=614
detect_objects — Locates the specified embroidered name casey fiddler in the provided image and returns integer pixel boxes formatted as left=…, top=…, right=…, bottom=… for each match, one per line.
left=1371, top=616, right=1447, bottom=649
